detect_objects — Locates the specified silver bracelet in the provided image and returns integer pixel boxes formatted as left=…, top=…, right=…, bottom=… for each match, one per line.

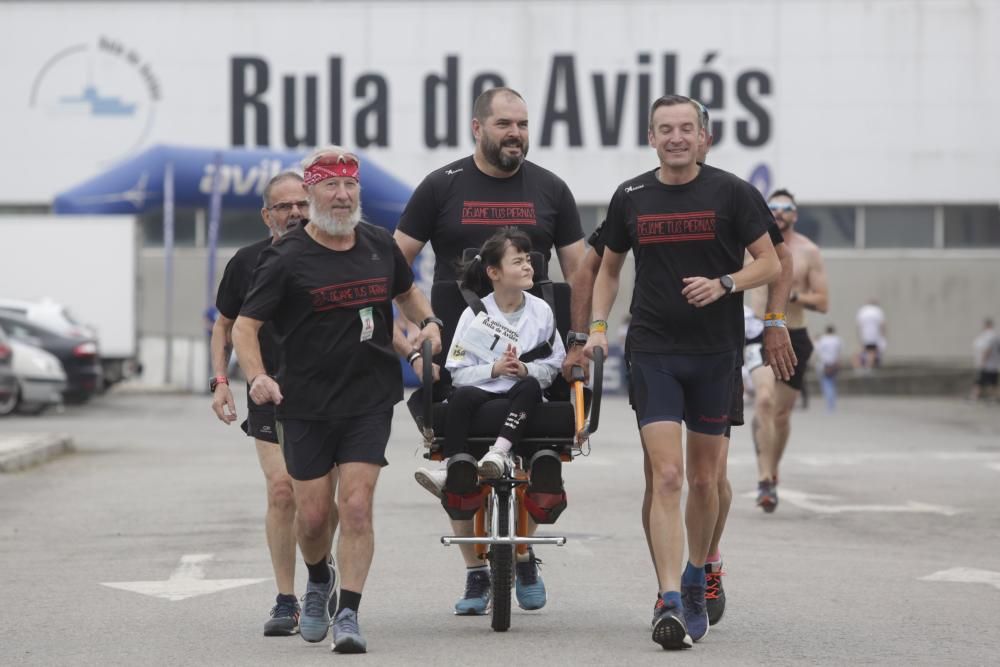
left=763, top=319, right=787, bottom=328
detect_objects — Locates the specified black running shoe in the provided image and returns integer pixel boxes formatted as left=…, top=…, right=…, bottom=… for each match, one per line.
left=705, top=562, right=726, bottom=625
left=264, top=594, right=300, bottom=637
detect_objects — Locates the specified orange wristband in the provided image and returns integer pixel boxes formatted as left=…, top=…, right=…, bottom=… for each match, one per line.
left=764, top=312, right=785, bottom=321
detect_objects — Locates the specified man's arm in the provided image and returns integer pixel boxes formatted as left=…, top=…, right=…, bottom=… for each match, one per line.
left=233, top=315, right=283, bottom=406
left=562, top=247, right=602, bottom=380
left=793, top=246, right=829, bottom=313
left=582, top=248, right=626, bottom=359
left=682, top=232, right=780, bottom=307
left=393, top=230, right=426, bottom=265
left=210, top=314, right=237, bottom=423
left=762, top=242, right=797, bottom=380
left=394, top=283, right=442, bottom=356
left=555, top=238, right=586, bottom=284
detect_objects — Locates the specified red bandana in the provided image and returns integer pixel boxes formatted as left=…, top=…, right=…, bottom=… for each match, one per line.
left=303, top=154, right=360, bottom=186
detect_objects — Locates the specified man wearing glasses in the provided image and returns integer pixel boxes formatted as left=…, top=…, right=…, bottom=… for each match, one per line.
left=234, top=148, right=442, bottom=653
left=748, top=189, right=830, bottom=512
left=211, top=171, right=340, bottom=637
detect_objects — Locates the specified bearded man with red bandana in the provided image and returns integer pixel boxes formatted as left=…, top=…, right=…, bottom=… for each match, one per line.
left=233, top=147, right=442, bottom=654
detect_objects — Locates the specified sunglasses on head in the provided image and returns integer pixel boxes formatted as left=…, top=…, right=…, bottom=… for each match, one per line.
left=768, top=202, right=796, bottom=213
left=313, top=153, right=360, bottom=167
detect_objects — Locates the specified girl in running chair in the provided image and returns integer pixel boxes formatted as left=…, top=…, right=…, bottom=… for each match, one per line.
left=429, top=227, right=566, bottom=613
left=444, top=227, right=565, bottom=478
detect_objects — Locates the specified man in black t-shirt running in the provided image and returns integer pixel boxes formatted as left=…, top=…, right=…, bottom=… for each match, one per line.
left=211, top=171, right=339, bottom=637
left=234, top=148, right=442, bottom=654
left=393, top=87, right=586, bottom=615
left=584, top=95, right=780, bottom=650
left=394, top=86, right=586, bottom=285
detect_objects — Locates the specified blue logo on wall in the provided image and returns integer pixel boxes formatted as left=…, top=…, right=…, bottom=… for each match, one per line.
left=30, top=36, right=160, bottom=162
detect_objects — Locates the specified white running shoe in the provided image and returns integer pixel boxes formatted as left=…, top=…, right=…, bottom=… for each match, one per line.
left=477, top=449, right=509, bottom=479
left=414, top=467, right=447, bottom=499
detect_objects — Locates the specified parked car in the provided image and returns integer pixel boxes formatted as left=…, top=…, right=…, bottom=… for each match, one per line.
left=0, top=329, right=67, bottom=416
left=0, top=326, right=17, bottom=415
left=0, top=297, right=136, bottom=388
left=0, top=298, right=96, bottom=339
left=0, top=312, right=102, bottom=403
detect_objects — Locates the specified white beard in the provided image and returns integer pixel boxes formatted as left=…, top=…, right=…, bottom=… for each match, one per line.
left=310, top=201, right=362, bottom=236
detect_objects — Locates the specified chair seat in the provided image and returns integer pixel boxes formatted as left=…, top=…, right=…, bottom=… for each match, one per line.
left=431, top=400, right=576, bottom=439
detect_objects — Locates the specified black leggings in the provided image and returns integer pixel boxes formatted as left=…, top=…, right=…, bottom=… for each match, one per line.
left=443, top=377, right=542, bottom=459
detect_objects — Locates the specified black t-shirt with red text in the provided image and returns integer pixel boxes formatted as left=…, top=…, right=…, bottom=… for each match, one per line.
left=603, top=165, right=771, bottom=355
left=240, top=223, right=413, bottom=420
left=396, top=156, right=583, bottom=282
left=590, top=214, right=781, bottom=257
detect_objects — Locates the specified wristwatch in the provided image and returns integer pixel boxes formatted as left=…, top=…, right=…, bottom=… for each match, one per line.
left=719, top=274, right=735, bottom=294
left=566, top=331, right=589, bottom=348
left=210, top=375, right=229, bottom=392
left=419, top=316, right=444, bottom=330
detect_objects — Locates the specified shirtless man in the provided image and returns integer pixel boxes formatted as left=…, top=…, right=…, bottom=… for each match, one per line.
left=748, top=188, right=829, bottom=512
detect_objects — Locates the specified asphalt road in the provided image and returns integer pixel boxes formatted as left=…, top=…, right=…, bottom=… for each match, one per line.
left=1, top=388, right=998, bottom=666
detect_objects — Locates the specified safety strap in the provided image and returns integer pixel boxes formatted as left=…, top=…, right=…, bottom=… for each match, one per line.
left=456, top=279, right=558, bottom=365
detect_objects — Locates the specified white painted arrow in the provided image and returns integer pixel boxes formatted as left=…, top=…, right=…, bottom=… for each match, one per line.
left=102, top=554, right=269, bottom=601
left=921, top=567, right=1000, bottom=590
left=742, top=488, right=961, bottom=516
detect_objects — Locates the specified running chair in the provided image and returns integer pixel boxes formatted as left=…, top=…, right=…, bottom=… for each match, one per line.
left=409, top=250, right=603, bottom=523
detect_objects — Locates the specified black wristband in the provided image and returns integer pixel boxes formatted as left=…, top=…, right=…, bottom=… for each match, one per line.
left=419, top=316, right=444, bottom=330
left=407, top=351, right=421, bottom=366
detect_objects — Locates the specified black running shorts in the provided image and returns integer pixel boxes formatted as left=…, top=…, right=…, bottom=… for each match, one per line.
left=783, top=328, right=814, bottom=391
left=277, top=410, right=392, bottom=481
left=241, top=408, right=279, bottom=444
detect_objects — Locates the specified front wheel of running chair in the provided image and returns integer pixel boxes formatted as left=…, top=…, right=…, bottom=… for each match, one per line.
left=489, top=486, right=514, bottom=632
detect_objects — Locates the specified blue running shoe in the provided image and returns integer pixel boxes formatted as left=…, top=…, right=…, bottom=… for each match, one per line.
left=299, top=566, right=335, bottom=642
left=331, top=608, right=367, bottom=654
left=757, top=479, right=778, bottom=513
left=515, top=550, right=547, bottom=610
left=681, top=582, right=709, bottom=642
left=263, top=594, right=300, bottom=637
left=651, top=595, right=665, bottom=628
left=652, top=598, right=692, bottom=650
left=454, top=569, right=491, bottom=615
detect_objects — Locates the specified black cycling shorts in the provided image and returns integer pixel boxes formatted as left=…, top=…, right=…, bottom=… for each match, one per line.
left=630, top=350, right=737, bottom=436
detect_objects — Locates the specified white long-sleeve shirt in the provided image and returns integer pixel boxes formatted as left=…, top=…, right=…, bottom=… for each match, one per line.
left=446, top=291, right=565, bottom=394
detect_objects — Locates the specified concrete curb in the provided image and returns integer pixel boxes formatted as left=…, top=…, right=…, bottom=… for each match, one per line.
left=0, top=433, right=74, bottom=473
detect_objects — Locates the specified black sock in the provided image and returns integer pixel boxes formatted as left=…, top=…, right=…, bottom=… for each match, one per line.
left=338, top=589, right=362, bottom=613
left=276, top=593, right=297, bottom=604
left=306, top=558, right=330, bottom=584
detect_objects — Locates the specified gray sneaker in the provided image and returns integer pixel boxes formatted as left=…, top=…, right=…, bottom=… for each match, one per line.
left=331, top=608, right=367, bottom=654
left=299, top=566, right=335, bottom=643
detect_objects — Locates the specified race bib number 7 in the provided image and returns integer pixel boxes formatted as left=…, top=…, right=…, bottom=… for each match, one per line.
left=458, top=312, right=519, bottom=361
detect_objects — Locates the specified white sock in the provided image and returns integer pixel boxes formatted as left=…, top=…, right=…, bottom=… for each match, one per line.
left=491, top=437, right=513, bottom=454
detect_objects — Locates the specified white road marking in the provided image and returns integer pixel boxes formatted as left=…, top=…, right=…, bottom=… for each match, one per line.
left=102, top=553, right=268, bottom=601
left=920, top=567, right=1000, bottom=590
left=741, top=488, right=961, bottom=516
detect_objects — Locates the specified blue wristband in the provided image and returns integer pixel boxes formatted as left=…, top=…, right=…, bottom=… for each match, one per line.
left=763, top=319, right=787, bottom=328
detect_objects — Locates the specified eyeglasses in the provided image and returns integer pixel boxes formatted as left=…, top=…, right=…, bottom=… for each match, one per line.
left=269, top=200, right=309, bottom=213
left=768, top=203, right=797, bottom=213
